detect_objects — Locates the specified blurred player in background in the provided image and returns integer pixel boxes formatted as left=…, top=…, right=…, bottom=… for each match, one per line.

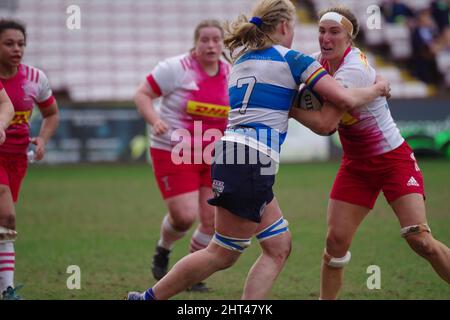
left=0, top=19, right=59, bottom=300
left=291, top=7, right=450, bottom=300
left=133, top=19, right=231, bottom=292
left=128, top=0, right=389, bottom=300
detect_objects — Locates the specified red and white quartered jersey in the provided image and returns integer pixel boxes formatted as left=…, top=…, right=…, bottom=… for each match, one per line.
left=0, top=64, right=55, bottom=155
left=146, top=53, right=231, bottom=152
left=315, top=47, right=404, bottom=159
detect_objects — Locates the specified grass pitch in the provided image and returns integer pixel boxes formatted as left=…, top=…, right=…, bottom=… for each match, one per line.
left=15, top=160, right=450, bottom=299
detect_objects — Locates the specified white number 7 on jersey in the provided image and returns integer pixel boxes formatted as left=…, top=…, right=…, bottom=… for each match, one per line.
left=237, top=76, right=256, bottom=115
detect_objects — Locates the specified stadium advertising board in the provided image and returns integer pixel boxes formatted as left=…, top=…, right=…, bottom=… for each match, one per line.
left=330, top=99, right=450, bottom=159
left=29, top=106, right=147, bottom=163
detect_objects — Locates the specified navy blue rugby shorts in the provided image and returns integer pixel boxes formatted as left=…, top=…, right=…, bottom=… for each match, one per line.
left=207, top=141, right=276, bottom=223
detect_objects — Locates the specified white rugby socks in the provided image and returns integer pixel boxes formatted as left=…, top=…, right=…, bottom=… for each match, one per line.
left=0, top=241, right=15, bottom=293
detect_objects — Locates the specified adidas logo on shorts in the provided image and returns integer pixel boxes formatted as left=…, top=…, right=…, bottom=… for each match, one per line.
left=406, top=176, right=420, bottom=187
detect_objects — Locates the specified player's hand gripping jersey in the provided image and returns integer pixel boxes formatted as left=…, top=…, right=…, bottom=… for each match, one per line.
left=146, top=53, right=231, bottom=154
left=224, top=45, right=327, bottom=162
left=318, top=47, right=404, bottom=159
left=0, top=64, right=55, bottom=155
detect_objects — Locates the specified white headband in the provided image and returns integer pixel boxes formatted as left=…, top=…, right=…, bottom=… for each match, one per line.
left=319, top=12, right=354, bottom=36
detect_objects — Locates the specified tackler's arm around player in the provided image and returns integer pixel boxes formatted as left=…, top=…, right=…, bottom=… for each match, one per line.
left=289, top=72, right=390, bottom=136
left=289, top=100, right=342, bottom=136
left=313, top=73, right=390, bottom=111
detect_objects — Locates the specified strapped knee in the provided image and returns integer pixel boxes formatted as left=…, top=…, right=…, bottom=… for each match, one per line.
left=400, top=223, right=431, bottom=238
left=0, top=226, right=17, bottom=243
left=163, top=215, right=189, bottom=236
left=256, top=217, right=289, bottom=242
left=323, top=250, right=351, bottom=268
left=212, top=232, right=251, bottom=253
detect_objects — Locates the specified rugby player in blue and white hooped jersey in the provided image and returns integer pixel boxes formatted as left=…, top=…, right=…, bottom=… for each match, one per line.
left=127, top=0, right=390, bottom=300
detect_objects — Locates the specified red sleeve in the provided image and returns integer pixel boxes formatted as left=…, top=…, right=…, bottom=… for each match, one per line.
left=146, top=74, right=162, bottom=96
left=0, top=81, right=3, bottom=90
left=37, top=95, right=55, bottom=108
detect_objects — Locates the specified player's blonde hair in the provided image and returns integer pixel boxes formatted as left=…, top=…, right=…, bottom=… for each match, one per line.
left=318, top=7, right=360, bottom=40
left=223, top=0, right=296, bottom=61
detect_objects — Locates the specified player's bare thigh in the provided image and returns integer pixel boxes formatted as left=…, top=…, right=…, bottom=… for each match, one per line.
left=215, top=206, right=259, bottom=239
left=198, top=186, right=215, bottom=233
left=0, top=184, right=15, bottom=229
left=326, top=199, right=370, bottom=256
left=164, top=190, right=199, bottom=227
left=255, top=197, right=284, bottom=234
left=389, top=193, right=427, bottom=227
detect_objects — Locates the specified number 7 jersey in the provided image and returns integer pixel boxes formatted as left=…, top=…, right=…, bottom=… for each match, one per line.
left=224, top=45, right=327, bottom=162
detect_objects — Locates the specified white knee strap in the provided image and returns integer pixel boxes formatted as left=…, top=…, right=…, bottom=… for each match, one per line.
left=400, top=223, right=431, bottom=238
left=0, top=226, right=17, bottom=243
left=256, top=217, right=289, bottom=242
left=163, top=215, right=188, bottom=236
left=212, top=232, right=251, bottom=252
left=323, top=250, right=351, bottom=268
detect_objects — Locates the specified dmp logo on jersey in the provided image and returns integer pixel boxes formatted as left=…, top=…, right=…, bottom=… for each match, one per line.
left=187, top=101, right=230, bottom=119
left=10, top=111, right=31, bottom=125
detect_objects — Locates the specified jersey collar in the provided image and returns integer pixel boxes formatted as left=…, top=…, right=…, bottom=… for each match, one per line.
left=320, top=45, right=352, bottom=76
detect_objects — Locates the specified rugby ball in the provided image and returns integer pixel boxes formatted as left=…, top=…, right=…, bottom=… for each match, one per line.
left=294, top=84, right=323, bottom=110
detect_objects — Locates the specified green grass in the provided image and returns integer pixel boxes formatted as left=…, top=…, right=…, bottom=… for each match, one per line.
left=14, top=160, right=450, bottom=300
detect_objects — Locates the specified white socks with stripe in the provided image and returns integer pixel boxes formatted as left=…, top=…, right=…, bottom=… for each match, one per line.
left=0, top=241, right=15, bottom=293
left=189, top=228, right=213, bottom=253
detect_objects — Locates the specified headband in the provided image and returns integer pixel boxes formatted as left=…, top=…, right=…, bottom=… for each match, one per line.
left=319, top=12, right=354, bottom=36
